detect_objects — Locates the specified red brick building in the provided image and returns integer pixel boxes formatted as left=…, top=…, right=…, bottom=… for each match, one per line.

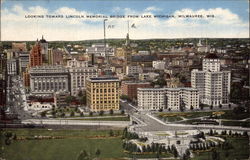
left=29, top=42, right=43, bottom=67
left=121, top=81, right=152, bottom=100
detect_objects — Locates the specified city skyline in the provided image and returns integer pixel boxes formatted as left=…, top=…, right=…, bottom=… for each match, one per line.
left=1, top=0, right=249, bottom=41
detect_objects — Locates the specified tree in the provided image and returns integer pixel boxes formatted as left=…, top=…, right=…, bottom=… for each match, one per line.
left=95, top=149, right=101, bottom=157
left=80, top=96, right=86, bottom=105
left=60, top=113, right=65, bottom=118
left=109, top=130, right=114, bottom=137
left=121, top=110, right=125, bottom=115
left=40, top=111, right=47, bottom=117
left=76, top=150, right=89, bottom=160
left=200, top=105, right=204, bottom=110
left=99, top=110, right=104, bottom=116
left=210, top=105, right=213, bottom=110
left=80, top=112, right=84, bottom=117
left=70, top=111, right=75, bottom=117
left=109, top=109, right=114, bottom=115
left=89, top=112, right=93, bottom=116
left=190, top=105, right=194, bottom=110
left=65, top=96, right=76, bottom=105
left=219, top=104, right=222, bottom=109
left=78, top=90, right=83, bottom=97
left=212, top=150, right=220, bottom=160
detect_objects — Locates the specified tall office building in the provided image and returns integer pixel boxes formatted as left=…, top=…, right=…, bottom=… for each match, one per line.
left=86, top=77, right=120, bottom=112
left=67, top=58, right=98, bottom=96
left=39, top=36, right=49, bottom=63
left=29, top=41, right=43, bottom=67
left=191, top=53, right=231, bottom=106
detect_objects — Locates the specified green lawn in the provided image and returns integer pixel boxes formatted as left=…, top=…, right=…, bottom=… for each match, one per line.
left=1, top=129, right=126, bottom=160
left=222, top=120, right=250, bottom=127
left=192, top=137, right=249, bottom=160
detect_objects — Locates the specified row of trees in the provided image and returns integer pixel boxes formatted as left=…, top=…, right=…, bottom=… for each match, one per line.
left=122, top=142, right=179, bottom=158
left=208, top=129, right=249, bottom=138
left=190, top=141, right=216, bottom=151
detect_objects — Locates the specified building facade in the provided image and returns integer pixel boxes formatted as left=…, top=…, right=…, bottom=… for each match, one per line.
left=86, top=77, right=120, bottom=112
left=137, top=88, right=166, bottom=110
left=191, top=54, right=231, bottom=106
left=7, top=58, right=18, bottom=76
left=152, top=60, right=166, bottom=70
left=30, top=65, right=69, bottom=96
left=126, top=65, right=143, bottom=75
left=29, top=41, right=43, bottom=67
left=67, top=58, right=98, bottom=96
left=137, top=88, right=199, bottom=110
left=121, top=81, right=152, bottom=100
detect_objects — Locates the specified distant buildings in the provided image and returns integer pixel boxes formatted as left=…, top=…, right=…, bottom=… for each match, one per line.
left=152, top=60, right=166, bottom=70
left=197, top=39, right=210, bottom=53
left=137, top=87, right=199, bottom=110
left=86, top=44, right=115, bottom=57
left=191, top=53, right=231, bottom=106
left=30, top=65, right=69, bottom=96
left=54, top=91, right=70, bottom=108
left=0, top=49, right=7, bottom=109
left=126, top=65, right=143, bottom=75
left=121, top=81, right=151, bottom=100
left=7, top=58, right=18, bottom=76
left=86, top=77, right=120, bottom=112
left=67, top=58, right=98, bottom=96
left=139, top=72, right=159, bottom=81
left=48, top=49, right=64, bottom=65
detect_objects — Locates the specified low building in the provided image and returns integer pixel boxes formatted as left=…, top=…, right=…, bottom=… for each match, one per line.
left=54, top=91, right=70, bottom=108
left=26, top=102, right=53, bottom=111
left=30, top=65, right=69, bottom=97
left=139, top=72, right=159, bottom=81
left=126, top=65, right=143, bottom=75
left=86, top=44, right=115, bottom=57
left=121, top=81, right=152, bottom=100
left=86, top=77, right=120, bottom=112
left=152, top=60, right=166, bottom=70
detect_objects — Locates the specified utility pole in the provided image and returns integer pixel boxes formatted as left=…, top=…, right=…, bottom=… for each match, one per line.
left=103, top=19, right=108, bottom=65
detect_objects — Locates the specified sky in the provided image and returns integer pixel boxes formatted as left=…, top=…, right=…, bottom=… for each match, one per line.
left=1, top=0, right=249, bottom=41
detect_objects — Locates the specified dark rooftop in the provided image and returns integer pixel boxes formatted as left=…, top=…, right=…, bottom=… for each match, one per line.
left=205, top=53, right=219, bottom=59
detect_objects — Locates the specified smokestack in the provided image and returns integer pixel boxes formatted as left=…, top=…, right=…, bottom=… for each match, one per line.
left=91, top=54, right=95, bottom=65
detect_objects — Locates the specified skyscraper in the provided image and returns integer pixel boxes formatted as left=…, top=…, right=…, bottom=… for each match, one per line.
left=191, top=53, right=231, bottom=107
left=29, top=40, right=43, bottom=67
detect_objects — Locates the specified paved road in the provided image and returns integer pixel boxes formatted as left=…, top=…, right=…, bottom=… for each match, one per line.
left=22, top=119, right=130, bottom=127
left=125, top=102, right=250, bottom=132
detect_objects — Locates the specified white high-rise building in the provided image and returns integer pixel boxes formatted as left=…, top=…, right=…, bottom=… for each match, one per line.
left=67, top=58, right=98, bottom=96
left=191, top=54, right=231, bottom=107
left=137, top=88, right=199, bottom=110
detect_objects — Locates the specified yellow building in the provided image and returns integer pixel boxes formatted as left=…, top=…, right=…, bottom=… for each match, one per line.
left=86, top=77, right=120, bottom=112
left=115, top=48, right=126, bottom=58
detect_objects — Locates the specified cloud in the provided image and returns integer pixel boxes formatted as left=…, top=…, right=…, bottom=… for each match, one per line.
left=145, top=6, right=162, bottom=12
left=1, top=4, right=249, bottom=41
